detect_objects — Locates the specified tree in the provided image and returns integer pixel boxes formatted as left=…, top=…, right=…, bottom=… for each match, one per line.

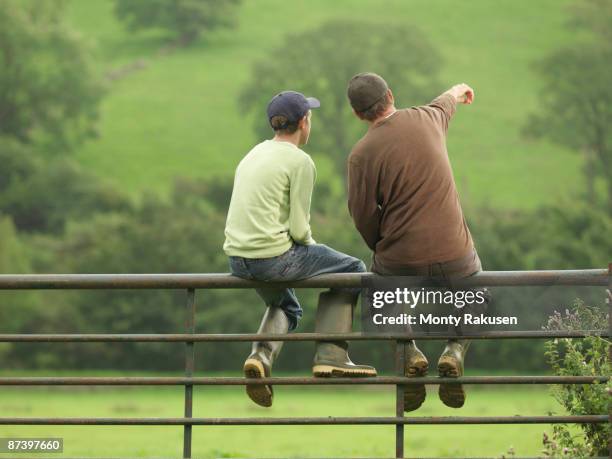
left=0, top=0, right=104, bottom=152
left=239, top=20, right=442, bottom=177
left=471, top=199, right=612, bottom=271
left=0, top=156, right=131, bottom=233
left=114, top=0, right=242, bottom=46
left=524, top=0, right=612, bottom=212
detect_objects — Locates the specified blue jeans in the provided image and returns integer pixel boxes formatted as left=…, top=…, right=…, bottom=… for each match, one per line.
left=229, top=244, right=366, bottom=331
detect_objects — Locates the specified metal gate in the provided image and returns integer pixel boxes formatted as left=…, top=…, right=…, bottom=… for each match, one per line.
left=0, top=268, right=609, bottom=459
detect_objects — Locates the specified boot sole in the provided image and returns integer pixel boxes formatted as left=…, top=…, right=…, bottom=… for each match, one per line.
left=243, top=358, right=273, bottom=407
left=438, top=356, right=465, bottom=408
left=312, top=364, right=377, bottom=377
left=404, top=359, right=428, bottom=412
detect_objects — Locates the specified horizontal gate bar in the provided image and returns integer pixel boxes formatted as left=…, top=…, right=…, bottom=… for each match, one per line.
left=0, top=415, right=607, bottom=425
left=10, top=458, right=612, bottom=459
left=0, top=330, right=607, bottom=342
left=0, top=376, right=608, bottom=386
left=0, top=269, right=607, bottom=289
left=10, top=457, right=612, bottom=459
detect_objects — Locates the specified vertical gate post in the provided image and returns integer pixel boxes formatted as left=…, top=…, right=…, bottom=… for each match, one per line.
left=183, top=288, right=196, bottom=458
left=395, top=340, right=407, bottom=458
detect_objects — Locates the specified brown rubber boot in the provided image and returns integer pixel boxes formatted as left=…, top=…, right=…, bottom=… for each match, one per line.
left=403, top=341, right=428, bottom=412
left=243, top=306, right=289, bottom=407
left=438, top=339, right=470, bottom=408
left=312, top=290, right=377, bottom=377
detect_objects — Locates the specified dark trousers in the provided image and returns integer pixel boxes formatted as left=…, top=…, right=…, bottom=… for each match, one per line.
left=372, top=248, right=491, bottom=336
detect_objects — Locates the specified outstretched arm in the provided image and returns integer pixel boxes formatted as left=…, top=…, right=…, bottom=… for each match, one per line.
left=421, top=83, right=475, bottom=133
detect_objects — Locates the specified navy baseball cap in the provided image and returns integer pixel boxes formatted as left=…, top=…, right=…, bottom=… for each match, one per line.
left=267, top=91, right=320, bottom=127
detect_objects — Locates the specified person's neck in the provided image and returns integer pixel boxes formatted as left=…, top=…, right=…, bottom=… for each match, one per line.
left=369, top=105, right=397, bottom=127
left=272, top=133, right=301, bottom=147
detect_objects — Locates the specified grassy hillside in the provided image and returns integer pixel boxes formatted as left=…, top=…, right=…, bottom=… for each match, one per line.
left=66, top=0, right=582, bottom=209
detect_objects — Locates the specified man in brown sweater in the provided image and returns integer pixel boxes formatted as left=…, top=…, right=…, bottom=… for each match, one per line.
left=346, top=73, right=490, bottom=411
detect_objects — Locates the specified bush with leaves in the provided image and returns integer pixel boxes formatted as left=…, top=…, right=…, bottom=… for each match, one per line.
left=470, top=199, right=612, bottom=271
left=0, top=155, right=131, bottom=234
left=541, top=299, right=611, bottom=457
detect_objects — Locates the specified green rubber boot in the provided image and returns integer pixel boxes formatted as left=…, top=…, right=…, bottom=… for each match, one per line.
left=243, top=306, right=289, bottom=407
left=438, top=339, right=470, bottom=408
left=404, top=342, right=429, bottom=412
left=312, top=290, right=377, bottom=377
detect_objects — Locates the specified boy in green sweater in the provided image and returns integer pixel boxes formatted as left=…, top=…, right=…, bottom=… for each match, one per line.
left=224, top=91, right=376, bottom=407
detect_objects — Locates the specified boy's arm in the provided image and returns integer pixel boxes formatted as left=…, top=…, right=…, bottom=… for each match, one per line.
left=347, top=158, right=380, bottom=251
left=289, top=155, right=317, bottom=245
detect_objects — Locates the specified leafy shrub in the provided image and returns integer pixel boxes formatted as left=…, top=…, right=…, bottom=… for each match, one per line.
left=542, top=299, right=611, bottom=457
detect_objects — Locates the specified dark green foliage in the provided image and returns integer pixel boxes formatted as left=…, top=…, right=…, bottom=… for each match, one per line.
left=0, top=214, right=40, bottom=363
left=0, top=215, right=30, bottom=274
left=114, top=0, right=242, bottom=45
left=471, top=200, right=612, bottom=271
left=0, top=0, right=104, bottom=152
left=542, top=300, right=611, bottom=457
left=173, top=175, right=233, bottom=213
left=0, top=156, right=131, bottom=234
left=239, top=20, right=442, bottom=176
left=0, top=138, right=37, bottom=193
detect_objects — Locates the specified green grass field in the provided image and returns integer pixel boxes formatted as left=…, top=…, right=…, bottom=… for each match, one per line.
left=64, top=0, right=584, bottom=209
left=0, top=370, right=573, bottom=458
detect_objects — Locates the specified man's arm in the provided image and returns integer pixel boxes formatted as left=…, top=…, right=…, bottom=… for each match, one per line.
left=347, top=159, right=381, bottom=251
left=421, top=83, right=475, bottom=133
left=289, top=155, right=316, bottom=245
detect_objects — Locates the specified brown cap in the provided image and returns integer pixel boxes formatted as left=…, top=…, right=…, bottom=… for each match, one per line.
left=347, top=72, right=389, bottom=112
